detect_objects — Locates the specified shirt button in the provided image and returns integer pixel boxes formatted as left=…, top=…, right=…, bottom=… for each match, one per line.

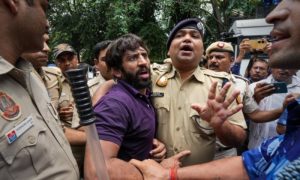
left=28, top=136, right=36, bottom=144
left=174, top=147, right=178, bottom=152
left=176, top=127, right=180, bottom=131
left=178, top=107, right=182, bottom=110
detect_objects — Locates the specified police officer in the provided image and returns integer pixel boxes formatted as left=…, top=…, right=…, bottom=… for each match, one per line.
left=0, top=0, right=79, bottom=179
left=52, top=43, right=86, bottom=176
left=206, top=41, right=290, bottom=158
left=151, top=18, right=247, bottom=166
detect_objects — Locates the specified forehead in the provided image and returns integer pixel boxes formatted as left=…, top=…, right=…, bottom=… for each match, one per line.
left=125, top=46, right=147, bottom=55
left=253, top=60, right=268, bottom=67
left=57, top=53, right=75, bottom=60
left=176, top=28, right=201, bottom=35
left=208, top=51, right=229, bottom=57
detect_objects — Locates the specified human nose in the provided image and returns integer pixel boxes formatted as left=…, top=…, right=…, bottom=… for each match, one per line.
left=137, top=55, right=148, bottom=66
left=42, top=42, right=50, bottom=54
left=266, top=2, right=288, bottom=24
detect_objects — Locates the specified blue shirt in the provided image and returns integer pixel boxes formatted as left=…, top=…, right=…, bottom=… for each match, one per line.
left=93, top=80, right=156, bottom=161
left=231, top=62, right=241, bottom=76
left=242, top=100, right=300, bottom=179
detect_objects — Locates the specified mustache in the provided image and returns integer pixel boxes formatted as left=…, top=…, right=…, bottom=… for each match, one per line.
left=209, top=63, right=219, bottom=68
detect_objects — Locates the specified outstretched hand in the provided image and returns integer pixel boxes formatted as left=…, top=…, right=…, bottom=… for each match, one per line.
left=160, top=150, right=191, bottom=169
left=191, top=81, right=243, bottom=129
left=130, top=150, right=190, bottom=180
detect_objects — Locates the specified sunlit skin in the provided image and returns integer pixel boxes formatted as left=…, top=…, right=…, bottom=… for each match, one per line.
left=249, top=61, right=269, bottom=82
left=56, top=53, right=79, bottom=74
left=207, top=51, right=233, bottom=73
left=168, top=28, right=203, bottom=79
left=94, top=47, right=112, bottom=80
left=21, top=33, right=50, bottom=71
left=271, top=68, right=297, bottom=84
left=266, top=0, right=300, bottom=68
left=113, top=46, right=151, bottom=94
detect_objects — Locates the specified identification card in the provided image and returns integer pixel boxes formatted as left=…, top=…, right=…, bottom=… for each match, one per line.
left=6, top=115, right=34, bottom=144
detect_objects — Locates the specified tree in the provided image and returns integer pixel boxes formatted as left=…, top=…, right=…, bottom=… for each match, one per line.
left=48, top=0, right=258, bottom=64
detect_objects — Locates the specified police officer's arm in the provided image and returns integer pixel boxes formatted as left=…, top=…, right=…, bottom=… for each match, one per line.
left=92, top=80, right=115, bottom=105
left=84, top=140, right=143, bottom=180
left=130, top=156, right=249, bottom=180
left=191, top=82, right=246, bottom=147
left=64, top=127, right=86, bottom=145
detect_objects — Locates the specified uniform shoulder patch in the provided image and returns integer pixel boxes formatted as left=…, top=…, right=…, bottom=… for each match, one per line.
left=151, top=62, right=172, bottom=73
left=0, top=91, right=21, bottom=121
left=43, top=66, right=62, bottom=76
left=202, top=69, right=230, bottom=79
left=88, top=76, right=100, bottom=88
left=233, top=74, right=249, bottom=83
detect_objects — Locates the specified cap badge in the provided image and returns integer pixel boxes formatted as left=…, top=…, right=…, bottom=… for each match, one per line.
left=156, top=76, right=168, bottom=87
left=0, top=91, right=21, bottom=121
left=217, top=42, right=225, bottom=48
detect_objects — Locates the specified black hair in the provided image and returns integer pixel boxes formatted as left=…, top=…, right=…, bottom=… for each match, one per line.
left=93, top=40, right=112, bottom=59
left=105, top=33, right=148, bottom=71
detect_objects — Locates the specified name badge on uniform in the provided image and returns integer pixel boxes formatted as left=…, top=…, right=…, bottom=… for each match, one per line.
left=151, top=92, right=164, bottom=97
left=6, top=115, right=34, bottom=144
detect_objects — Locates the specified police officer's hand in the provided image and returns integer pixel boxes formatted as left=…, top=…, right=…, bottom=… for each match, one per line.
left=58, top=104, right=74, bottom=121
left=159, top=150, right=191, bottom=169
left=191, top=82, right=243, bottom=129
left=130, top=159, right=169, bottom=180
left=150, top=138, right=167, bottom=162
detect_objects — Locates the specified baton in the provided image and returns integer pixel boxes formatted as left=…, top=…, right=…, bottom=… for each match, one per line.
left=65, top=68, right=109, bottom=180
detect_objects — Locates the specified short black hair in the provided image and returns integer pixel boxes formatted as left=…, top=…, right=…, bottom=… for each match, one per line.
left=93, top=40, right=112, bottom=59
left=105, top=33, right=148, bottom=71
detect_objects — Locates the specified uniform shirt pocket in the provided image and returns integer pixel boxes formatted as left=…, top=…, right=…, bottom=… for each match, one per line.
left=153, top=94, right=170, bottom=125
left=189, top=110, right=215, bottom=136
left=0, top=115, right=55, bottom=177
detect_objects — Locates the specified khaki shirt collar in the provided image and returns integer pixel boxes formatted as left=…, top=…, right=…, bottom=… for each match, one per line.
left=0, top=56, right=14, bottom=75
left=167, top=65, right=205, bottom=83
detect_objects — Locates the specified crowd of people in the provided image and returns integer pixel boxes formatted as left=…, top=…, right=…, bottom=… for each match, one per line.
left=1, top=0, right=300, bottom=179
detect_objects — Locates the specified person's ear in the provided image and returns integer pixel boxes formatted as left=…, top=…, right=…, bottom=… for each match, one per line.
left=3, top=0, right=18, bottom=14
left=112, top=69, right=122, bottom=78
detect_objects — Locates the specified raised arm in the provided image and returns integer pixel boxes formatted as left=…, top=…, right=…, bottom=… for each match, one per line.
left=191, top=81, right=246, bottom=147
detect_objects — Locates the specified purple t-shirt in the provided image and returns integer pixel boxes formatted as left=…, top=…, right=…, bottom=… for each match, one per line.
left=93, top=80, right=156, bottom=161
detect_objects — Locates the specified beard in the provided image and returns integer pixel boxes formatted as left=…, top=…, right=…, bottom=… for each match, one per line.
left=121, top=66, right=152, bottom=90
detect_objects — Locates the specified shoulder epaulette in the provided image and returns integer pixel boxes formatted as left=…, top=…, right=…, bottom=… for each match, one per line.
left=88, top=76, right=100, bottom=88
left=43, top=66, right=62, bottom=76
left=233, top=74, right=249, bottom=83
left=202, top=68, right=231, bottom=79
left=151, top=62, right=172, bottom=73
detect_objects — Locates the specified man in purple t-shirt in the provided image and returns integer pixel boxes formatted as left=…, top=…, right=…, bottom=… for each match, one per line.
left=85, top=34, right=189, bottom=179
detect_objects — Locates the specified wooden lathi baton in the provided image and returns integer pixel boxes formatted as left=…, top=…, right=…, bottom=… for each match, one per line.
left=65, top=68, right=109, bottom=180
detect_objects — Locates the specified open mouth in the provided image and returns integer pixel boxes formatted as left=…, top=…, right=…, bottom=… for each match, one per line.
left=180, top=44, right=193, bottom=52
left=138, top=69, right=150, bottom=79
left=270, top=29, right=289, bottom=43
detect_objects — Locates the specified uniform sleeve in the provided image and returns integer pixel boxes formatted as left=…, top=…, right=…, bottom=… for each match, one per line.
left=93, top=97, right=129, bottom=146
left=242, top=84, right=259, bottom=114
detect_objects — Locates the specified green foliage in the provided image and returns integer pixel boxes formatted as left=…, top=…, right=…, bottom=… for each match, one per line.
left=48, top=0, right=259, bottom=64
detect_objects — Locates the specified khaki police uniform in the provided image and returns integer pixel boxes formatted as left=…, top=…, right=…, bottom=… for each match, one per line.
left=214, top=73, right=258, bottom=159
left=152, top=65, right=246, bottom=166
left=88, top=74, right=106, bottom=96
left=42, top=66, right=63, bottom=109
left=0, top=57, right=79, bottom=179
